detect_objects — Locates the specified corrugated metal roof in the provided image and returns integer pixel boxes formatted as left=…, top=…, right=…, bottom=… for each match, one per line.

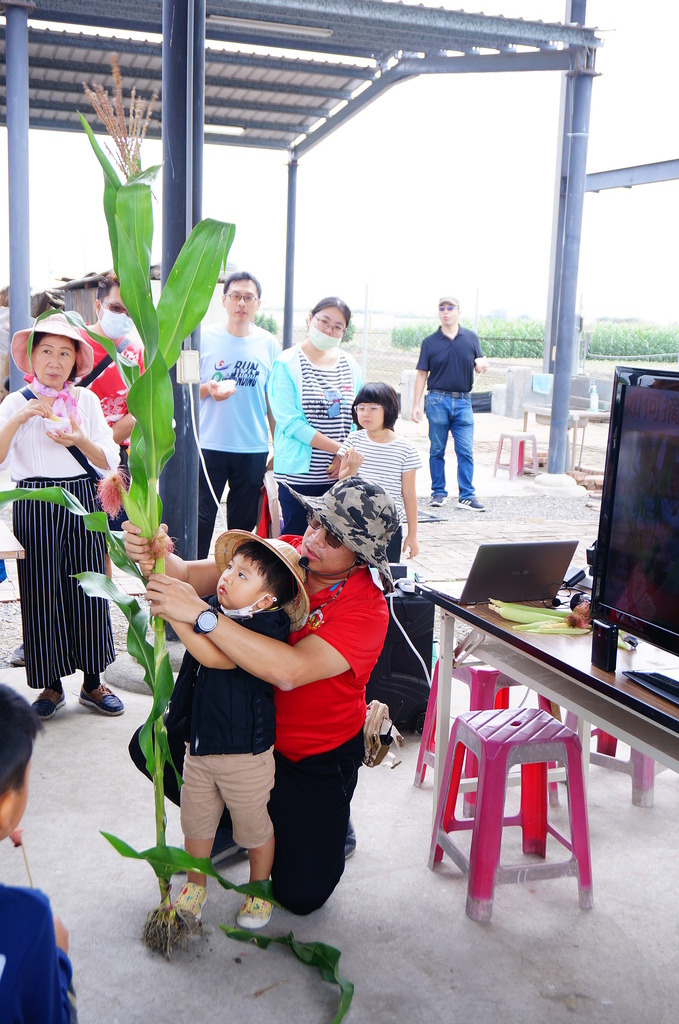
left=1, top=1, right=602, bottom=155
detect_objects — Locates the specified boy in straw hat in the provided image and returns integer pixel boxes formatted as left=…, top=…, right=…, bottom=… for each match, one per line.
left=163, top=532, right=309, bottom=931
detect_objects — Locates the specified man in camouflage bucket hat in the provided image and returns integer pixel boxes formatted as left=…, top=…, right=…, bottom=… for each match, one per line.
left=125, top=477, right=399, bottom=916
left=282, top=478, right=399, bottom=592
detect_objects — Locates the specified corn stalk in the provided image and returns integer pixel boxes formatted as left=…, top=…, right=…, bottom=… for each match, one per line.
left=1, top=119, right=234, bottom=906
left=0, top=116, right=355, bottom=1020
left=79, top=115, right=234, bottom=888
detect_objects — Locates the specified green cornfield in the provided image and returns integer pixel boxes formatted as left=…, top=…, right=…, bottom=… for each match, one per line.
left=391, top=317, right=679, bottom=362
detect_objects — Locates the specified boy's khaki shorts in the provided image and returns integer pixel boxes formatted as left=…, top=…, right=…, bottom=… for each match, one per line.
left=181, top=745, right=275, bottom=850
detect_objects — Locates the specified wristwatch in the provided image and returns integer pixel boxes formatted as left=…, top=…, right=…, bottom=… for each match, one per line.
left=193, top=609, right=219, bottom=634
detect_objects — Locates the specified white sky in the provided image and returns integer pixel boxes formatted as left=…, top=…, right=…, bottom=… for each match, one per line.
left=0, top=1, right=678, bottom=323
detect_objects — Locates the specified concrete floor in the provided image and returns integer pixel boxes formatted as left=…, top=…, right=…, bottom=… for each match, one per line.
left=1, top=410, right=677, bottom=1023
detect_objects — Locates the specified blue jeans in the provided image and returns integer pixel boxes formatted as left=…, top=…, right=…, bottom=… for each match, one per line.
left=425, top=391, right=476, bottom=500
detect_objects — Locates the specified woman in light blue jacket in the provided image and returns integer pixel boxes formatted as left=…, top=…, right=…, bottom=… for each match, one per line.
left=269, top=297, right=362, bottom=534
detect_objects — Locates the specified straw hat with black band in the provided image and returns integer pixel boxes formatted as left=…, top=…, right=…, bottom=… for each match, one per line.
left=213, top=531, right=310, bottom=631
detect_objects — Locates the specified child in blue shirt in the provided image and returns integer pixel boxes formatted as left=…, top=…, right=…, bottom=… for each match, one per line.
left=0, top=684, right=75, bottom=1023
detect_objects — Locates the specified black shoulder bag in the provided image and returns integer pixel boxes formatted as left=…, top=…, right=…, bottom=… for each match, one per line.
left=77, top=336, right=131, bottom=389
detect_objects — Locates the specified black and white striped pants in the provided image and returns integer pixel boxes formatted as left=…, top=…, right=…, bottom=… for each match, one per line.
left=13, top=475, right=115, bottom=690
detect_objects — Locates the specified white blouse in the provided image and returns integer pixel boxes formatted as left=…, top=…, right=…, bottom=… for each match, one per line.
left=0, top=387, right=120, bottom=480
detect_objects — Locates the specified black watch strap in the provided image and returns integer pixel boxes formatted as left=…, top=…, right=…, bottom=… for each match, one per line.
left=193, top=609, right=219, bottom=634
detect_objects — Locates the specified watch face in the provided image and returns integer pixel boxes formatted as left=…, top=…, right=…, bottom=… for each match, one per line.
left=195, top=610, right=218, bottom=634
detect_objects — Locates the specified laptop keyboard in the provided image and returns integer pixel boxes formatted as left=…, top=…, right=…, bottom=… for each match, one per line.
left=623, top=670, right=679, bottom=708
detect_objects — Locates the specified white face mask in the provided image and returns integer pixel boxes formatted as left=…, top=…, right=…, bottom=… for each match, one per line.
left=100, top=308, right=134, bottom=340
left=308, top=323, right=342, bottom=351
left=219, top=596, right=275, bottom=618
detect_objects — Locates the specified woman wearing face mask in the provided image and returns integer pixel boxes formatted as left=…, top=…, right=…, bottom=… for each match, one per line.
left=83, top=274, right=145, bottom=474
left=268, top=297, right=362, bottom=534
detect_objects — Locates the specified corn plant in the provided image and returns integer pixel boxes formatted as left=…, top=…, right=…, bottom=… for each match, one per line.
left=0, top=115, right=234, bottom=950
left=0, top=117, right=354, bottom=1021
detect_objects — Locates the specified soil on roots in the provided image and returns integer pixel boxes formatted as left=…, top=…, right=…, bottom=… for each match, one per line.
left=141, top=904, right=201, bottom=958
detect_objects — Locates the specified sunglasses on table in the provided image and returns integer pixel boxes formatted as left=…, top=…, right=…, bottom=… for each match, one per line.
left=306, top=514, right=344, bottom=548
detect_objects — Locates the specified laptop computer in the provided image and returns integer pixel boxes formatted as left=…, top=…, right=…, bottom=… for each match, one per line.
left=432, top=540, right=579, bottom=606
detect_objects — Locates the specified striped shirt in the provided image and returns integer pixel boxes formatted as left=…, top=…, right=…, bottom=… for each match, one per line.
left=278, top=350, right=356, bottom=485
left=337, top=430, right=421, bottom=523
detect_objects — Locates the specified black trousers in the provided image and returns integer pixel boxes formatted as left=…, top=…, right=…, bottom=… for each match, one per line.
left=278, top=479, right=333, bottom=536
left=128, top=722, right=364, bottom=915
left=14, top=475, right=115, bottom=688
left=386, top=525, right=403, bottom=564
left=197, top=449, right=268, bottom=559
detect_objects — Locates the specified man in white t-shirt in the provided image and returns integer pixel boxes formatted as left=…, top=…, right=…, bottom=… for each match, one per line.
left=198, top=272, right=280, bottom=558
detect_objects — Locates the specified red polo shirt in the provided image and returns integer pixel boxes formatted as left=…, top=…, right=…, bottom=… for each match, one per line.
left=273, top=539, right=389, bottom=761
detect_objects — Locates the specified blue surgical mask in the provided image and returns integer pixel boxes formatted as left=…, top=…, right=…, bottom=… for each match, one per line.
left=308, top=323, right=342, bottom=351
left=100, top=308, right=134, bottom=340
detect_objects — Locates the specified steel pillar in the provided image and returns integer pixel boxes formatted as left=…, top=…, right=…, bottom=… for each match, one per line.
left=5, top=1, right=34, bottom=392
left=547, top=68, right=595, bottom=474
left=543, top=1, right=587, bottom=375
left=282, top=156, right=298, bottom=350
left=159, top=0, right=204, bottom=559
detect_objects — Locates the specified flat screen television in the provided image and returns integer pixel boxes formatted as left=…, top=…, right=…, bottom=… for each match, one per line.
left=591, top=366, right=679, bottom=658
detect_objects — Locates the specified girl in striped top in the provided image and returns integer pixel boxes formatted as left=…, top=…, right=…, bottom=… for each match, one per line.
left=337, top=382, right=421, bottom=562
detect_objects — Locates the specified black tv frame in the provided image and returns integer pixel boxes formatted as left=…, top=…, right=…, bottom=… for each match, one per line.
left=592, top=365, right=679, bottom=659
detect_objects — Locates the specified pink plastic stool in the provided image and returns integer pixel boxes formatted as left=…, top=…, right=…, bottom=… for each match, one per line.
left=428, top=708, right=593, bottom=922
left=414, top=663, right=560, bottom=809
left=413, top=662, right=519, bottom=794
left=565, top=714, right=659, bottom=807
left=494, top=432, right=538, bottom=479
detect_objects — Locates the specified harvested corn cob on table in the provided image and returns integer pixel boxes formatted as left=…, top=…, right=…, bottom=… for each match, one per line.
left=415, top=586, right=679, bottom=815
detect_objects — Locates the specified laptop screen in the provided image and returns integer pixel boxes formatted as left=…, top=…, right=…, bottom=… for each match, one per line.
left=434, top=540, right=579, bottom=605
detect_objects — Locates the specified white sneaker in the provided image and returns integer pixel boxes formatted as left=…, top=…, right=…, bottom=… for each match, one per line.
left=236, top=895, right=273, bottom=930
left=457, top=498, right=485, bottom=512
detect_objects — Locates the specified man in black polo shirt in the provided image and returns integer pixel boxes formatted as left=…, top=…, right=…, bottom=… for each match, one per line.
left=411, top=295, right=488, bottom=510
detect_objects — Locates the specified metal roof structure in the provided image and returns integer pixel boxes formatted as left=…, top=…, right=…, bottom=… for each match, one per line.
left=3, top=0, right=604, bottom=550
left=1, top=1, right=602, bottom=157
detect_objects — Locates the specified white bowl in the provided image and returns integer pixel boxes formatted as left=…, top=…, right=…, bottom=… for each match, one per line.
left=44, top=416, right=71, bottom=434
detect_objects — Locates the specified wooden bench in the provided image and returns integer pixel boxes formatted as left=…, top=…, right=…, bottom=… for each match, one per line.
left=0, top=521, right=24, bottom=559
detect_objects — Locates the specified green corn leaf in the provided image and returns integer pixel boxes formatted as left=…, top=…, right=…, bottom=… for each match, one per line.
left=155, top=723, right=183, bottom=792
left=0, top=485, right=90, bottom=517
left=78, top=112, right=121, bottom=191
left=104, top=177, right=120, bottom=274
left=117, top=182, right=154, bottom=286
left=126, top=164, right=162, bottom=188
left=78, top=113, right=121, bottom=268
left=157, top=218, right=235, bottom=367
left=79, top=326, right=141, bottom=391
left=100, top=834, right=279, bottom=905
left=0, top=487, right=144, bottom=579
left=115, top=214, right=159, bottom=361
left=221, top=928, right=354, bottom=1023
left=145, top=650, right=175, bottom=728
left=126, top=424, right=157, bottom=532
left=137, top=652, right=175, bottom=775
left=75, top=571, right=155, bottom=685
left=127, top=351, right=176, bottom=486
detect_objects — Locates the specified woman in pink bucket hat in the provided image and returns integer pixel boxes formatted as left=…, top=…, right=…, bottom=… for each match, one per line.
left=0, top=311, right=123, bottom=719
